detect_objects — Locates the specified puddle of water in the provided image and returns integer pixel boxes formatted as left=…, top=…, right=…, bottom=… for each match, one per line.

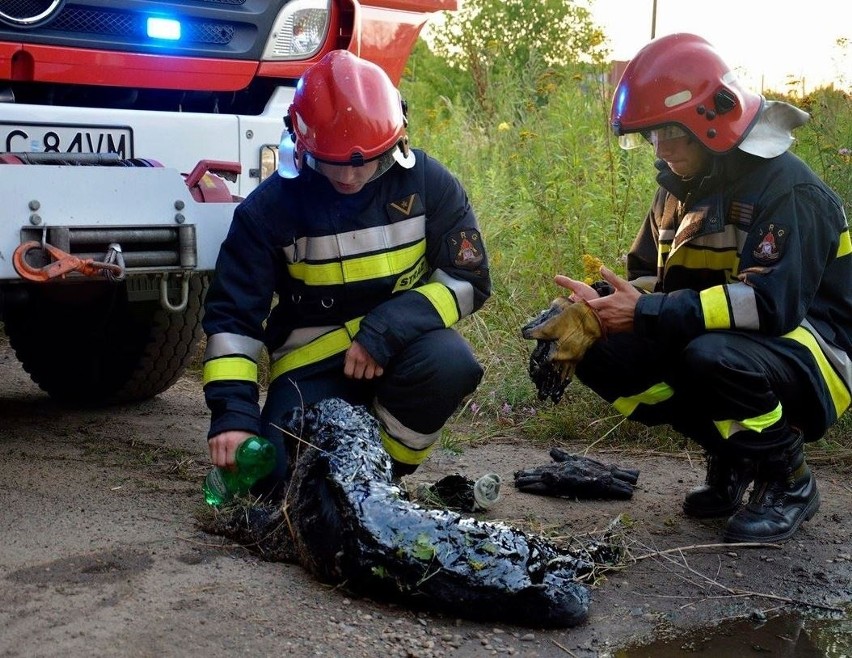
left=612, top=606, right=852, bottom=657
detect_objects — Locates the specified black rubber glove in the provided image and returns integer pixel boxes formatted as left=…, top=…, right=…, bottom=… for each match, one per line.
left=528, top=340, right=570, bottom=403
left=514, top=448, right=640, bottom=500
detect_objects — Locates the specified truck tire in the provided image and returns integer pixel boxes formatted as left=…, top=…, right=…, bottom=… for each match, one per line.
left=2, top=274, right=208, bottom=405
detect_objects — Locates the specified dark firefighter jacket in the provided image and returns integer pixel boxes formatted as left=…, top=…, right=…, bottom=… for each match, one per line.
left=629, top=149, right=852, bottom=422
left=202, top=149, right=491, bottom=438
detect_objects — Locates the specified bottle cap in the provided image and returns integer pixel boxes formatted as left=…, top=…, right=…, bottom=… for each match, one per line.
left=473, top=473, right=502, bottom=510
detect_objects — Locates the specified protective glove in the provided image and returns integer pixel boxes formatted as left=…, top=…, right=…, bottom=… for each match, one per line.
left=514, top=448, right=639, bottom=500
left=521, top=297, right=604, bottom=403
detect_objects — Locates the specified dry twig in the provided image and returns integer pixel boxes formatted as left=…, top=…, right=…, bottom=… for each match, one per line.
left=634, top=541, right=781, bottom=560
left=631, top=538, right=844, bottom=614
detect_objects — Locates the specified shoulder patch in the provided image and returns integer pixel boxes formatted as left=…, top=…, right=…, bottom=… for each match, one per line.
left=752, top=222, right=787, bottom=264
left=448, top=229, right=484, bottom=269
left=386, top=193, right=424, bottom=221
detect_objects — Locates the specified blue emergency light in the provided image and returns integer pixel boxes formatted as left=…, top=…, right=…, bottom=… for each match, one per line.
left=147, top=17, right=181, bottom=41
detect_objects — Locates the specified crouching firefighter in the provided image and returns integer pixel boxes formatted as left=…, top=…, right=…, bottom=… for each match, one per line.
left=531, top=34, right=852, bottom=543
left=201, top=50, right=491, bottom=500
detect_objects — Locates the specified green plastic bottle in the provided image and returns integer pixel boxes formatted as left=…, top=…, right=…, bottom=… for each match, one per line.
left=203, top=436, right=276, bottom=507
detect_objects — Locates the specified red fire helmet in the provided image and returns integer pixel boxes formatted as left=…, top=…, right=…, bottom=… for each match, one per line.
left=611, top=33, right=763, bottom=154
left=279, top=49, right=413, bottom=177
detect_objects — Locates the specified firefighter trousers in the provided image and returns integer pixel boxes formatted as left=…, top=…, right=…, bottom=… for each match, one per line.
left=575, top=330, right=835, bottom=458
left=256, top=327, right=483, bottom=497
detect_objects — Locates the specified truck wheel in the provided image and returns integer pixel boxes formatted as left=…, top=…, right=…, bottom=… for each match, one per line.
left=2, top=275, right=208, bottom=405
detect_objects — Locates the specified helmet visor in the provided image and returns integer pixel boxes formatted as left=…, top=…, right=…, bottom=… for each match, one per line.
left=306, top=144, right=415, bottom=180
left=618, top=124, right=689, bottom=150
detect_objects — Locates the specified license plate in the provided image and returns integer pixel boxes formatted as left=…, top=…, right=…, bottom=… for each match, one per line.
left=0, top=122, right=134, bottom=159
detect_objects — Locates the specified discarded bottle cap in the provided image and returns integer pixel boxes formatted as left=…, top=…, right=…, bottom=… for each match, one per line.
left=473, top=473, right=502, bottom=510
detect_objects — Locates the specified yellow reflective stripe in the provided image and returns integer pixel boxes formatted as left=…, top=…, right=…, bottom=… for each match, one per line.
left=838, top=229, right=851, bottom=259
left=287, top=240, right=426, bottom=286
left=670, top=248, right=739, bottom=271
left=414, top=281, right=459, bottom=327
left=203, top=356, right=258, bottom=385
left=700, top=286, right=732, bottom=330
left=343, top=317, right=362, bottom=336
left=269, top=317, right=363, bottom=382
left=379, top=427, right=436, bottom=466
left=269, top=328, right=350, bottom=380
left=344, top=242, right=425, bottom=282
left=287, top=260, right=341, bottom=286
left=784, top=326, right=852, bottom=418
left=714, top=402, right=782, bottom=439
left=613, top=382, right=675, bottom=417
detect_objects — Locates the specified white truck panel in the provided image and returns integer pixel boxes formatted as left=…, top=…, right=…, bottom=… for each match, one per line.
left=0, top=88, right=295, bottom=197
left=0, top=165, right=235, bottom=278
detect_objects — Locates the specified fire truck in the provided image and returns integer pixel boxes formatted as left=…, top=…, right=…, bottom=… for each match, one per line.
left=0, top=0, right=454, bottom=404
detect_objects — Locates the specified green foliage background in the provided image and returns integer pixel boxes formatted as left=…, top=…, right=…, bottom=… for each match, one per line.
left=400, top=14, right=852, bottom=455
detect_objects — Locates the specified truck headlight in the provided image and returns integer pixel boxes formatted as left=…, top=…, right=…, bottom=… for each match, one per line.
left=262, top=0, right=330, bottom=60
left=259, top=144, right=279, bottom=181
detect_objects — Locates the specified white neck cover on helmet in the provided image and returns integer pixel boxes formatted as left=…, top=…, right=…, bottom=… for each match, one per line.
left=738, top=100, right=809, bottom=158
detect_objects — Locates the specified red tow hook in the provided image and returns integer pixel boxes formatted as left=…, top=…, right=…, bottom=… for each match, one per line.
left=184, top=160, right=242, bottom=203
left=12, top=241, right=124, bottom=282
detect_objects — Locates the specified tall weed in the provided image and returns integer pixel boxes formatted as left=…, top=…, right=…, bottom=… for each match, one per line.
left=788, top=87, right=852, bottom=215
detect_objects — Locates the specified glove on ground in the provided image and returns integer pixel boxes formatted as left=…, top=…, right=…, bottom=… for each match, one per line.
left=514, top=448, right=640, bottom=500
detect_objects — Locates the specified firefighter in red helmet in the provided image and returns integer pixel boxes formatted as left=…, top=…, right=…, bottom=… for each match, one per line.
left=202, top=50, right=491, bottom=498
left=551, top=34, right=852, bottom=543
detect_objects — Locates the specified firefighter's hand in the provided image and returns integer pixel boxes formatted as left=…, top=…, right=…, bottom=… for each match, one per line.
left=513, top=448, right=640, bottom=500
left=344, top=340, right=384, bottom=380
left=208, top=430, right=254, bottom=468
left=521, top=297, right=603, bottom=403
left=556, top=266, right=640, bottom=334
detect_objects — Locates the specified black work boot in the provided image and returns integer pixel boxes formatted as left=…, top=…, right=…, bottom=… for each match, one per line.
left=682, top=452, right=754, bottom=518
left=723, top=438, right=820, bottom=543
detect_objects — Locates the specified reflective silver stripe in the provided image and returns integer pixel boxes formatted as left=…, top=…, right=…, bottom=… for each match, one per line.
left=802, top=318, right=852, bottom=391
left=283, top=215, right=426, bottom=262
left=269, top=325, right=341, bottom=363
left=658, top=229, right=676, bottom=242
left=631, top=275, right=659, bottom=292
left=430, top=268, right=474, bottom=318
left=373, top=399, right=440, bottom=450
left=727, top=282, right=760, bottom=329
left=204, top=332, right=264, bottom=360
left=736, top=226, right=751, bottom=253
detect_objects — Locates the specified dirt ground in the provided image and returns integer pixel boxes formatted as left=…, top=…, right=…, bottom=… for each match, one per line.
left=1, top=338, right=851, bottom=658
